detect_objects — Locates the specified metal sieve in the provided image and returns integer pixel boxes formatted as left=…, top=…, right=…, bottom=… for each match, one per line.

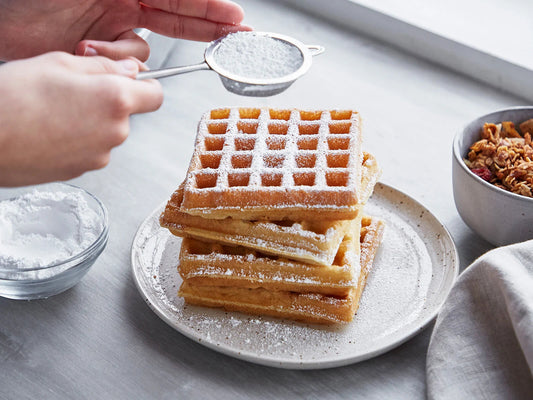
left=137, top=32, right=324, bottom=97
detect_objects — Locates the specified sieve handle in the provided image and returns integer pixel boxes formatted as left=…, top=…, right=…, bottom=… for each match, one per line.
left=307, top=45, right=325, bottom=56
left=136, top=61, right=210, bottom=80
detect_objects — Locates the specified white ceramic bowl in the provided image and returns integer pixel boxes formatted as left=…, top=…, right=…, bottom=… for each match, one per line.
left=0, top=182, right=108, bottom=300
left=452, top=107, right=533, bottom=246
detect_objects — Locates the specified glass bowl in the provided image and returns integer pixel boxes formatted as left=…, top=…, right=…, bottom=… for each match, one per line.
left=0, top=182, right=109, bottom=300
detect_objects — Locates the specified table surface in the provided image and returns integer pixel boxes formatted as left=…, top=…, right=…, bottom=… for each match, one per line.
left=0, top=1, right=522, bottom=399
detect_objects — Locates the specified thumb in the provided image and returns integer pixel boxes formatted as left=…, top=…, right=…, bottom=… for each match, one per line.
left=62, top=54, right=146, bottom=78
left=76, top=31, right=151, bottom=62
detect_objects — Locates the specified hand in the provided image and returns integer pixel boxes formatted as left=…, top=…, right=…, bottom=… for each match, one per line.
left=0, top=0, right=250, bottom=61
left=0, top=52, right=163, bottom=186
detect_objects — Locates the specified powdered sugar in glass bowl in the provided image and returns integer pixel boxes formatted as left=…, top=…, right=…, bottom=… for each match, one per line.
left=0, top=182, right=108, bottom=300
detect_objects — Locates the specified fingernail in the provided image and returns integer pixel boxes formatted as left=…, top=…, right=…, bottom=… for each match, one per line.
left=116, top=59, right=138, bottom=73
left=83, top=46, right=98, bottom=56
left=220, top=24, right=253, bottom=35
left=139, top=61, right=150, bottom=72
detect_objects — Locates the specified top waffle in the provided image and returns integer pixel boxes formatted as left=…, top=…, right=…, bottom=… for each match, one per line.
left=180, top=108, right=363, bottom=220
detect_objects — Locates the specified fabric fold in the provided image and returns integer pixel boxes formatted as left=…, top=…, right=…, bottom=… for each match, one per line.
left=427, top=240, right=533, bottom=400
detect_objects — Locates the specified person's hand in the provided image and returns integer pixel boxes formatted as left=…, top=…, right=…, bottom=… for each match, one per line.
left=0, top=0, right=250, bottom=61
left=0, top=52, right=163, bottom=186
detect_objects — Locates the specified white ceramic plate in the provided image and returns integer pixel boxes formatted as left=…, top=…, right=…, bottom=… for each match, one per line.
left=131, top=182, right=458, bottom=369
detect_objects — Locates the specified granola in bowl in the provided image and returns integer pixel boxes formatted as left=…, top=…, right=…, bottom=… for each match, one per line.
left=465, top=119, right=533, bottom=198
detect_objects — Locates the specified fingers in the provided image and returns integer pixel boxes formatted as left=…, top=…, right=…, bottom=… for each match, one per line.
left=47, top=52, right=162, bottom=114
left=75, top=31, right=151, bottom=62
left=141, top=0, right=245, bottom=24
left=139, top=7, right=252, bottom=42
left=84, top=77, right=161, bottom=119
left=81, top=56, right=142, bottom=78
left=42, top=52, right=162, bottom=114
left=119, top=79, right=163, bottom=115
left=48, top=52, right=146, bottom=78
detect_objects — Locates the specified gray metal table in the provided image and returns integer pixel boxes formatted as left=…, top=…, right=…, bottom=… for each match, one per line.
left=0, top=1, right=520, bottom=398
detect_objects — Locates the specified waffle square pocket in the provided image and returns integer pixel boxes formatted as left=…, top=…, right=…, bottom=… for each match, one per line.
left=160, top=107, right=384, bottom=325
left=180, top=108, right=364, bottom=220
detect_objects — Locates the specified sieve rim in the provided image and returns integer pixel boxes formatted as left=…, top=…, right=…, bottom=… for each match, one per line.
left=205, top=31, right=313, bottom=86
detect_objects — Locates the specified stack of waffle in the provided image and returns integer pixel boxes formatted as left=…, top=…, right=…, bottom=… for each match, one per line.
left=160, top=108, right=384, bottom=324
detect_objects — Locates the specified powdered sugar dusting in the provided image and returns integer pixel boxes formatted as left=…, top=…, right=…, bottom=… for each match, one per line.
left=186, top=265, right=348, bottom=286
left=191, top=108, right=359, bottom=193
left=182, top=108, right=363, bottom=215
left=215, top=32, right=303, bottom=79
left=132, top=183, right=458, bottom=368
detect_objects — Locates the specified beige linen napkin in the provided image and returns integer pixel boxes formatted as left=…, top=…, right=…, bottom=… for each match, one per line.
left=427, top=239, right=533, bottom=400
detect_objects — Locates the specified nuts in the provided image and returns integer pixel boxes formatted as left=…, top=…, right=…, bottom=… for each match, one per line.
left=465, top=120, right=533, bottom=197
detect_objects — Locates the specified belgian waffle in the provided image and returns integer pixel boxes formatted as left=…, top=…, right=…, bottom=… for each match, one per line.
left=178, top=215, right=385, bottom=324
left=179, top=283, right=359, bottom=325
left=160, top=152, right=380, bottom=266
left=178, top=215, right=361, bottom=297
left=180, top=108, right=363, bottom=220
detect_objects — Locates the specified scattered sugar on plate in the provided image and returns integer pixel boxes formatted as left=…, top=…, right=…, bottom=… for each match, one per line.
left=215, top=32, right=303, bottom=80
left=137, top=186, right=450, bottom=366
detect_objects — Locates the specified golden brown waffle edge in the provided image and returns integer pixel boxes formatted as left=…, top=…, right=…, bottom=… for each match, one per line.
left=178, top=215, right=385, bottom=324
left=179, top=108, right=364, bottom=220
left=159, top=152, right=380, bottom=266
left=178, top=215, right=362, bottom=297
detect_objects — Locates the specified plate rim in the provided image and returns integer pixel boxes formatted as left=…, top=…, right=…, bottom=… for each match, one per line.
left=131, top=181, right=459, bottom=369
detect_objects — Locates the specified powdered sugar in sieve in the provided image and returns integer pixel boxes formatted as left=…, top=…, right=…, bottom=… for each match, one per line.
left=137, top=32, right=324, bottom=97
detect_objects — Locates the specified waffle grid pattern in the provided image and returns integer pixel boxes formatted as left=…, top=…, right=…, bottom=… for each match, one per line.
left=181, top=108, right=363, bottom=214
